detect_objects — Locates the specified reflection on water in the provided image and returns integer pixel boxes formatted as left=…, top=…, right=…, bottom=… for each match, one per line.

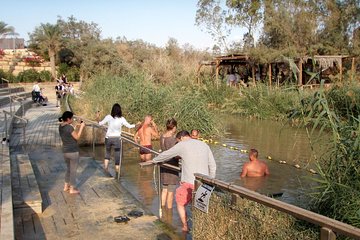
left=81, top=115, right=319, bottom=236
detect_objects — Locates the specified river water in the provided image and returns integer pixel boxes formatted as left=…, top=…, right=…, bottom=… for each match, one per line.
left=81, top=115, right=320, bottom=236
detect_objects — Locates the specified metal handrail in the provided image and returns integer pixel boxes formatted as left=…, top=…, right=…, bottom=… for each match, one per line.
left=194, top=173, right=360, bottom=240
left=3, top=110, right=28, bottom=123
left=3, top=110, right=28, bottom=144
left=82, top=118, right=180, bottom=219
left=1, top=78, right=9, bottom=83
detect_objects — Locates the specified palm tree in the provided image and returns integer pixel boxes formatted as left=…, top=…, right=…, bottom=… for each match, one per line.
left=0, top=21, right=14, bottom=38
left=29, top=23, right=62, bottom=80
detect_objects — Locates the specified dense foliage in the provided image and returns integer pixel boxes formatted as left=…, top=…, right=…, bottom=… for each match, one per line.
left=71, top=73, right=221, bottom=136
left=290, top=81, right=360, bottom=228
left=196, top=0, right=360, bottom=57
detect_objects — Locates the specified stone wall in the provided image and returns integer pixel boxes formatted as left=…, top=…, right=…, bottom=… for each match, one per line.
left=0, top=49, right=52, bottom=76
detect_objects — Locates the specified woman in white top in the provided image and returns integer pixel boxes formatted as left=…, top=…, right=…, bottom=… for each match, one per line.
left=97, top=103, right=135, bottom=176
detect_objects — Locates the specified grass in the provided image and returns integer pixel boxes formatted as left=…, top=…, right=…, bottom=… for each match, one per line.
left=192, top=191, right=318, bottom=240
left=70, top=72, right=221, bottom=136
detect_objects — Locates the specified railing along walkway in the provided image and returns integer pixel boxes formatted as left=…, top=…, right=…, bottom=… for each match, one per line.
left=9, top=101, right=164, bottom=239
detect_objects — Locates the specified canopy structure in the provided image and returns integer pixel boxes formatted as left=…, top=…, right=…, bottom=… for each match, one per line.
left=197, top=54, right=358, bottom=87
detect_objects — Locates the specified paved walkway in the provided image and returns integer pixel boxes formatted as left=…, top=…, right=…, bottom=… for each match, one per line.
left=8, top=85, right=167, bottom=240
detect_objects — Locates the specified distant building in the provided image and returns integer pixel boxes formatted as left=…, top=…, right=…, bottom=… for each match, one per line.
left=0, top=38, right=25, bottom=50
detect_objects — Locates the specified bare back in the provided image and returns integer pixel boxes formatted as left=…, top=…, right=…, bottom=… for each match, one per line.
left=137, top=124, right=156, bottom=145
left=241, top=160, right=269, bottom=177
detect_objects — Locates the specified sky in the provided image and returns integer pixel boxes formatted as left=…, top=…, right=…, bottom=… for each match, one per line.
left=2, top=0, right=245, bottom=50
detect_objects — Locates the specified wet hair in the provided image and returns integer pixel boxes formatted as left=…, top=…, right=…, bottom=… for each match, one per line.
left=176, top=130, right=190, bottom=139
left=249, top=149, right=258, bottom=158
left=59, top=111, right=73, bottom=122
left=191, top=129, right=199, bottom=136
left=166, top=118, right=177, bottom=130
left=111, top=103, right=122, bottom=118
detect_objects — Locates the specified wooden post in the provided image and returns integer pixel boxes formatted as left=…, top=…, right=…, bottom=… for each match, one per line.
left=351, top=57, right=355, bottom=81
left=339, top=58, right=343, bottom=82
left=196, top=63, right=202, bottom=85
left=268, top=63, right=272, bottom=87
left=321, top=227, right=336, bottom=240
left=215, top=60, right=220, bottom=89
left=252, top=65, right=256, bottom=85
left=298, top=59, right=303, bottom=86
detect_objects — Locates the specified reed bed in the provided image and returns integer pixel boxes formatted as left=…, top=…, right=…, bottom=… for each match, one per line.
left=192, top=191, right=318, bottom=240
left=70, top=72, right=221, bottom=136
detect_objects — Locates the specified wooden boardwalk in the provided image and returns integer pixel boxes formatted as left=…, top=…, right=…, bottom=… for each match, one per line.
left=8, top=93, right=165, bottom=240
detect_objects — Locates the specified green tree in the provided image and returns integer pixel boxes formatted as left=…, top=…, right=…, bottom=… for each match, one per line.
left=316, top=0, right=360, bottom=54
left=29, top=23, right=62, bottom=80
left=260, top=0, right=318, bottom=56
left=196, top=0, right=230, bottom=52
left=226, top=0, right=262, bottom=49
left=0, top=21, right=14, bottom=37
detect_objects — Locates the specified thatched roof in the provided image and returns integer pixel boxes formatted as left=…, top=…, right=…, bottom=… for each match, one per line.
left=302, top=55, right=350, bottom=69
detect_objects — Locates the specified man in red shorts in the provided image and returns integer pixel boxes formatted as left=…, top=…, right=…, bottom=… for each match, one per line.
left=134, top=115, right=159, bottom=161
left=152, top=130, right=216, bottom=232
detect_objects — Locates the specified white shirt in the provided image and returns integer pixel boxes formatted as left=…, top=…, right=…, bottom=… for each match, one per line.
left=99, top=115, right=135, bottom=138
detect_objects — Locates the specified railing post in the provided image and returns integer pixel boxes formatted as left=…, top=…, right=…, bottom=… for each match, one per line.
left=321, top=227, right=336, bottom=240
left=157, top=164, right=162, bottom=218
left=117, top=138, right=123, bottom=181
left=92, top=125, right=95, bottom=156
left=4, top=112, right=8, bottom=140
left=23, top=124, right=26, bottom=145
left=9, top=96, right=12, bottom=114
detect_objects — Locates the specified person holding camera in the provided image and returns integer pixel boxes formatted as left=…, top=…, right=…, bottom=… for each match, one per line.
left=134, top=115, right=159, bottom=162
left=97, top=103, right=136, bottom=177
left=58, top=111, right=85, bottom=194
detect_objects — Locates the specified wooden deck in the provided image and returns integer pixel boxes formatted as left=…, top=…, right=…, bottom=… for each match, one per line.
left=7, top=90, right=165, bottom=240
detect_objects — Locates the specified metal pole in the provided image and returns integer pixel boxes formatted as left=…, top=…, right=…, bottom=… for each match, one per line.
left=4, top=112, right=8, bottom=140
left=9, top=96, right=12, bottom=114
left=92, top=125, right=95, bottom=156
left=117, top=138, right=123, bottom=181
left=157, top=164, right=162, bottom=218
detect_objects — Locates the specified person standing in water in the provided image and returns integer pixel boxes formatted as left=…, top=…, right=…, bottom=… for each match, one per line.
left=159, top=118, right=179, bottom=209
left=58, top=111, right=85, bottom=194
left=134, top=115, right=159, bottom=162
left=97, top=103, right=136, bottom=177
left=240, top=149, right=270, bottom=177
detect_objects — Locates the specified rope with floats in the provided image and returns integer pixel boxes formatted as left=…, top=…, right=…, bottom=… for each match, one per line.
left=198, top=137, right=317, bottom=175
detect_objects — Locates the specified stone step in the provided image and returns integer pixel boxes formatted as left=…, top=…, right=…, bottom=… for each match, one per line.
left=0, top=144, right=15, bottom=240
left=13, top=154, right=42, bottom=214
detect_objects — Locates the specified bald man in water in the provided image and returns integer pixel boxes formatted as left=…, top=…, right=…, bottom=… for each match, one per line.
left=240, top=149, right=270, bottom=177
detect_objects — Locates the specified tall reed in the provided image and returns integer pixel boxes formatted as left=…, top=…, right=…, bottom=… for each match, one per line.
left=294, top=81, right=360, bottom=228
left=71, top=72, right=221, bottom=136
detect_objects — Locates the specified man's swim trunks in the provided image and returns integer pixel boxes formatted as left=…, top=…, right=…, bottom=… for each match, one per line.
left=140, top=145, right=153, bottom=155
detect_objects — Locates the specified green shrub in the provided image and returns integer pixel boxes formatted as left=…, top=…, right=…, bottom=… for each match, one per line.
left=38, top=70, right=52, bottom=82
left=16, top=69, right=40, bottom=83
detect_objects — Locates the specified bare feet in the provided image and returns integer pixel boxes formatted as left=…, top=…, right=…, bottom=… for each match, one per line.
left=182, top=225, right=189, bottom=232
left=63, top=183, right=70, bottom=192
left=69, top=187, right=80, bottom=194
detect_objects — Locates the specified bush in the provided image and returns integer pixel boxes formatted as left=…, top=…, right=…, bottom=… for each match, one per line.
left=39, top=70, right=52, bottom=82
left=16, top=69, right=40, bottom=83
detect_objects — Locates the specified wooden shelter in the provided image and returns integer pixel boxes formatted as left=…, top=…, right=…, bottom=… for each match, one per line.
left=197, top=54, right=358, bottom=87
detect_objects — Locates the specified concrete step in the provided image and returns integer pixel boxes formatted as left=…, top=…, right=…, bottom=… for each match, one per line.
left=13, top=154, right=43, bottom=214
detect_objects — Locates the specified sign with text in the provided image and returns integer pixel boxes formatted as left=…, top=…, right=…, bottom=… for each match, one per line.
left=194, top=183, right=215, bottom=213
